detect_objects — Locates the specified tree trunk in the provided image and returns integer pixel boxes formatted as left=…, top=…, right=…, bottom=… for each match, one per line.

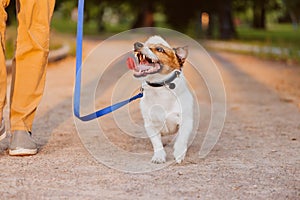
left=289, top=11, right=298, bottom=29
left=218, top=0, right=236, bottom=39
left=132, top=2, right=154, bottom=28
left=207, top=12, right=215, bottom=38
left=253, top=0, right=266, bottom=29
left=97, top=8, right=105, bottom=32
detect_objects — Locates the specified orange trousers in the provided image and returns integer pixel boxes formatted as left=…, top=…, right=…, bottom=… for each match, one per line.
left=0, top=0, right=55, bottom=131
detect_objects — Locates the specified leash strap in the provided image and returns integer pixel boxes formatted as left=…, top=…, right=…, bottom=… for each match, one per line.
left=73, top=0, right=143, bottom=121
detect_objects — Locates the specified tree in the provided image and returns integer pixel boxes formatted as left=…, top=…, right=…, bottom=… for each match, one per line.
left=160, top=0, right=201, bottom=32
left=55, top=0, right=237, bottom=39
left=252, top=0, right=281, bottom=29
left=252, top=0, right=267, bottom=29
left=233, top=0, right=282, bottom=29
left=131, top=1, right=156, bottom=28
left=79, top=0, right=158, bottom=29
left=217, top=0, right=236, bottom=39
left=284, top=0, right=300, bottom=28
left=161, top=0, right=236, bottom=39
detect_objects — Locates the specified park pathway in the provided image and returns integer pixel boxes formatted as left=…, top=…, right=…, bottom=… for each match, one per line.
left=0, top=39, right=299, bottom=199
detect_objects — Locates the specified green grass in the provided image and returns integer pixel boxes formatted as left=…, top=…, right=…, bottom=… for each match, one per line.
left=6, top=39, right=15, bottom=59
left=51, top=14, right=131, bottom=36
left=51, top=17, right=101, bottom=36
left=236, top=24, right=300, bottom=49
left=232, top=23, right=300, bottom=64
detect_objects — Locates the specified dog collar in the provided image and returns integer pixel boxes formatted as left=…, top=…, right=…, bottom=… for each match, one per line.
left=146, top=70, right=181, bottom=89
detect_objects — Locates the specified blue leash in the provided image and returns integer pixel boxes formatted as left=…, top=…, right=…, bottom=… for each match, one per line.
left=73, top=0, right=143, bottom=121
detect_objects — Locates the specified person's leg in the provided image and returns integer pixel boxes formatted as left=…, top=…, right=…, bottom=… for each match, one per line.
left=10, top=0, right=55, bottom=131
left=0, top=0, right=10, bottom=141
left=9, top=0, right=55, bottom=155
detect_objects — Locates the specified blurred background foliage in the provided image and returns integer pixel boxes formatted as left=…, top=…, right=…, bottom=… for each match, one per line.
left=51, top=0, right=300, bottom=38
left=4, top=0, right=300, bottom=62
left=6, top=0, right=299, bottom=38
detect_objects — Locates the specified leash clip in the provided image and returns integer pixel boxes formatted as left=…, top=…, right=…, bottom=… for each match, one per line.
left=140, top=87, right=144, bottom=93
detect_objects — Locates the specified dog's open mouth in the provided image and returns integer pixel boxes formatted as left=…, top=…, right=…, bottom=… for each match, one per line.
left=127, top=52, right=161, bottom=77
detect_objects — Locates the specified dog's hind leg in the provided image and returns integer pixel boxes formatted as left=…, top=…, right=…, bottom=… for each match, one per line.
left=173, top=117, right=193, bottom=163
left=173, top=92, right=194, bottom=163
left=173, top=120, right=193, bottom=163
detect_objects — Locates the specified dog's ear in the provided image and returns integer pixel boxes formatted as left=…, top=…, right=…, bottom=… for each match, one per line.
left=174, top=46, right=188, bottom=66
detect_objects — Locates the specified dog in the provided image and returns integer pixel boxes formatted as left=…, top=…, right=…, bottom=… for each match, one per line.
left=126, top=36, right=194, bottom=164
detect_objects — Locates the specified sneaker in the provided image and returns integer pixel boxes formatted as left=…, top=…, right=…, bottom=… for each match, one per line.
left=0, top=119, right=6, bottom=141
left=9, top=130, right=38, bottom=156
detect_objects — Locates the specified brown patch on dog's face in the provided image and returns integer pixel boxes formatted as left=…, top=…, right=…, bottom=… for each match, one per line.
left=148, top=44, right=182, bottom=74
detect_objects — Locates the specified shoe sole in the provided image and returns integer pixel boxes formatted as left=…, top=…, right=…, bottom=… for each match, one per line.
left=0, top=131, right=6, bottom=141
left=9, top=148, right=37, bottom=156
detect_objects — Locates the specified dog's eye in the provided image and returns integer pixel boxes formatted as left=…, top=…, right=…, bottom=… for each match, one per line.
left=156, top=47, right=165, bottom=53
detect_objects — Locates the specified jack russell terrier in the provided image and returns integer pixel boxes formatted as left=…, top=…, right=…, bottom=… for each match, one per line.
left=127, top=36, right=194, bottom=164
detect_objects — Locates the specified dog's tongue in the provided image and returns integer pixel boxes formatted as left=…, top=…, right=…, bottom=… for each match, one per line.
left=126, top=57, right=136, bottom=70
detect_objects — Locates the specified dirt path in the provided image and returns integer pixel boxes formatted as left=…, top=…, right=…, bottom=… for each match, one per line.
left=0, top=40, right=299, bottom=199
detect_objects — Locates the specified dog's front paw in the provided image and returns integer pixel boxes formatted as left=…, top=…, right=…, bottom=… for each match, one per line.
left=151, top=149, right=167, bottom=164
left=173, top=143, right=187, bottom=164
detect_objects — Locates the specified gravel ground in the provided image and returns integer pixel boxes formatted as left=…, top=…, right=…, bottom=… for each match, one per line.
left=0, top=39, right=299, bottom=199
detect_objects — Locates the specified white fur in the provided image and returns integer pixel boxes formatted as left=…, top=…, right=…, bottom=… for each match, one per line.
left=138, top=37, right=194, bottom=164
left=145, top=35, right=171, bottom=48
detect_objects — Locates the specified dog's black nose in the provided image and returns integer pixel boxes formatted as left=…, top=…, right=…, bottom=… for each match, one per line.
left=134, top=42, right=143, bottom=50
